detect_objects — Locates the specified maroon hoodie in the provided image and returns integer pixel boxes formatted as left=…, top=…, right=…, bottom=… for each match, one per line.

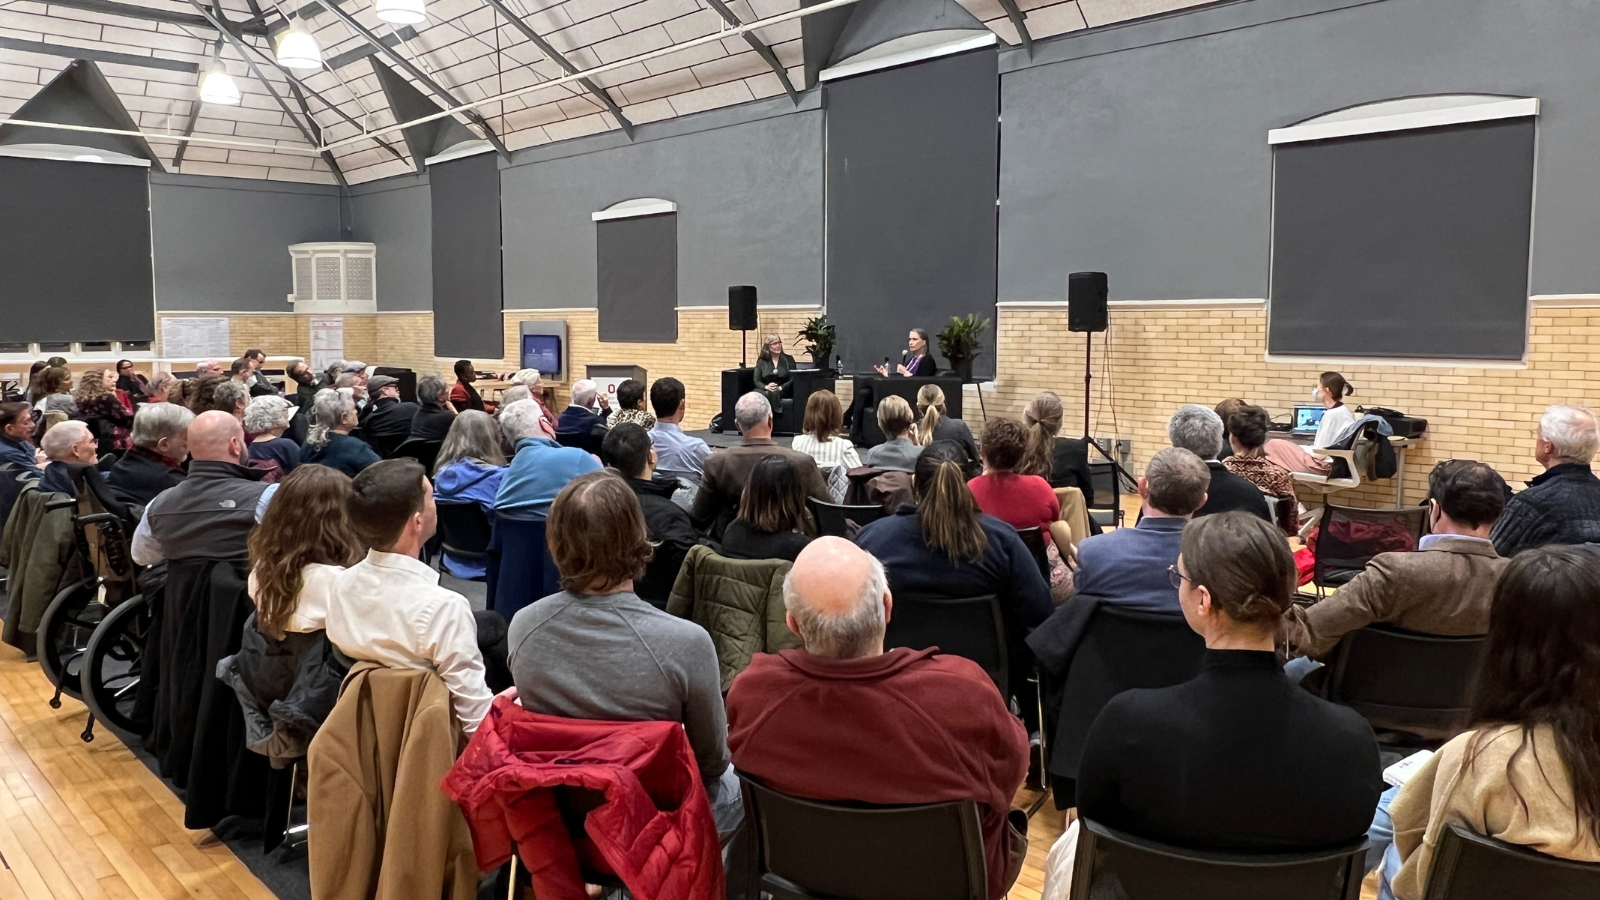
left=726, top=646, right=1028, bottom=900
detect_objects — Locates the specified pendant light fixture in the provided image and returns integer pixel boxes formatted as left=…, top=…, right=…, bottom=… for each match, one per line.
left=198, top=63, right=241, bottom=105
left=276, top=21, right=323, bottom=70
left=374, top=0, right=427, bottom=25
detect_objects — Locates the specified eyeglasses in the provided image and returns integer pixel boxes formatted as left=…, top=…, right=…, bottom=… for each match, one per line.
left=1167, top=565, right=1194, bottom=590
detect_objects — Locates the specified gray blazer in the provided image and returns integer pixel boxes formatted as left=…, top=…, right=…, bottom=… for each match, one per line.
left=863, top=437, right=922, bottom=473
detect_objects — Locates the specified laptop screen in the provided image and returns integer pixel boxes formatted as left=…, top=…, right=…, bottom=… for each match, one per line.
left=1294, top=405, right=1326, bottom=432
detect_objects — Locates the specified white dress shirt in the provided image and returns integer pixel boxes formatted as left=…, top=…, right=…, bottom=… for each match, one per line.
left=247, top=562, right=342, bottom=634
left=324, top=550, right=493, bottom=732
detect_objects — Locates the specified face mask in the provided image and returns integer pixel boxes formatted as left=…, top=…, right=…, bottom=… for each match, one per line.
left=1311, top=387, right=1322, bottom=402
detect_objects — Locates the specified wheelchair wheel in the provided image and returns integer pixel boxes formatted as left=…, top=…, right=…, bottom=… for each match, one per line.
left=80, top=594, right=150, bottom=747
left=37, top=580, right=104, bottom=705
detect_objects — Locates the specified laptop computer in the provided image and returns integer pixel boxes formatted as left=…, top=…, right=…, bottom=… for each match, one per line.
left=1292, top=404, right=1326, bottom=434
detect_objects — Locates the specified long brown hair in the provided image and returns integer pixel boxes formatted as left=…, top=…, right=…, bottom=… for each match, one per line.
left=1464, top=546, right=1600, bottom=844
left=247, top=466, right=364, bottom=639
left=32, top=365, right=71, bottom=402
left=802, top=390, right=844, bottom=441
left=738, top=455, right=811, bottom=535
left=73, top=370, right=113, bottom=404
left=913, top=442, right=988, bottom=564
left=915, top=384, right=945, bottom=447
left=1018, top=391, right=1063, bottom=478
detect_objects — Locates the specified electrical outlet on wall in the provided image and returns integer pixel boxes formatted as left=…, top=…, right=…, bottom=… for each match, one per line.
left=1115, top=439, right=1133, bottom=461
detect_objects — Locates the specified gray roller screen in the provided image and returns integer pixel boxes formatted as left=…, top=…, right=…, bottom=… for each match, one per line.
left=431, top=152, right=503, bottom=359
left=1269, top=118, right=1535, bottom=360
left=826, top=48, right=998, bottom=376
left=0, top=156, right=153, bottom=343
left=596, top=213, right=678, bottom=342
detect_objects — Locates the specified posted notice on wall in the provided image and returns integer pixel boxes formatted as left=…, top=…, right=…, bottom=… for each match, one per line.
left=161, top=317, right=231, bottom=360
left=311, top=316, right=344, bottom=372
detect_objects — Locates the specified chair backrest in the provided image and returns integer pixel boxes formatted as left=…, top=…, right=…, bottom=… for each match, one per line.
left=1314, top=504, right=1429, bottom=586
left=1319, top=624, right=1487, bottom=735
left=1047, top=601, right=1205, bottom=783
left=807, top=497, right=887, bottom=538
left=392, top=438, right=442, bottom=475
left=554, top=429, right=604, bottom=456
left=1071, top=818, right=1366, bottom=900
left=740, top=775, right=987, bottom=900
left=487, top=514, right=561, bottom=621
left=1421, top=824, right=1600, bottom=900
left=435, top=501, right=493, bottom=561
left=1088, top=460, right=1122, bottom=527
left=883, top=594, right=1008, bottom=697
left=1014, top=526, right=1051, bottom=581
left=369, top=431, right=409, bottom=460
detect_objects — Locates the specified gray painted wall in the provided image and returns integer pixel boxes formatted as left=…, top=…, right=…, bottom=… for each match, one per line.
left=150, top=173, right=340, bottom=311
left=997, top=0, right=1600, bottom=301
left=500, top=94, right=824, bottom=309
left=350, top=174, right=433, bottom=312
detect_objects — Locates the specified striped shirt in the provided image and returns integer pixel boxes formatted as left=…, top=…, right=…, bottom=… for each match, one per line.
left=791, top=433, right=862, bottom=471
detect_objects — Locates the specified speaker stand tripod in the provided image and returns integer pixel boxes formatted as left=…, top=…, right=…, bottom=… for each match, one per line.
left=1082, top=330, right=1134, bottom=493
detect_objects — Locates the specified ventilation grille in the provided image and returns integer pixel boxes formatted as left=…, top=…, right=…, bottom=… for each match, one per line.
left=346, top=257, right=373, bottom=302
left=315, top=257, right=341, bottom=299
left=294, top=256, right=314, bottom=299
left=286, top=242, right=378, bottom=313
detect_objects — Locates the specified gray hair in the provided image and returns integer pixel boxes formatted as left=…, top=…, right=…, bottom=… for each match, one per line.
left=41, top=419, right=90, bottom=460
left=510, top=368, right=542, bottom=387
left=147, top=370, right=177, bottom=398
left=437, top=409, right=507, bottom=469
left=1144, top=446, right=1212, bottom=516
left=1540, top=405, right=1600, bottom=463
left=417, top=373, right=447, bottom=405
left=131, top=402, right=193, bottom=449
left=500, top=398, right=546, bottom=443
left=212, top=379, right=249, bottom=413
left=501, top=384, right=532, bottom=407
left=244, top=395, right=295, bottom=434
left=334, top=371, right=362, bottom=391
left=307, top=387, right=355, bottom=449
left=734, top=392, right=772, bottom=432
left=570, top=379, right=598, bottom=408
left=782, top=553, right=889, bottom=660
left=1168, top=404, right=1225, bottom=460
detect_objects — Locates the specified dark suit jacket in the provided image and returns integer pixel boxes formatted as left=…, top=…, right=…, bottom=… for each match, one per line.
left=1281, top=536, right=1507, bottom=660
left=1196, top=460, right=1272, bottom=521
left=557, top=405, right=608, bottom=436
left=408, top=402, right=455, bottom=442
left=1490, top=462, right=1600, bottom=556
left=360, top=397, right=419, bottom=442
left=689, top=438, right=832, bottom=536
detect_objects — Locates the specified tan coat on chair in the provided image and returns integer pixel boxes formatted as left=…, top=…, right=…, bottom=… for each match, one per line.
left=308, top=662, right=478, bottom=900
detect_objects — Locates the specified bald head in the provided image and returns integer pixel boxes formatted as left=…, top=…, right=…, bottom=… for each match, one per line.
left=188, top=410, right=247, bottom=465
left=783, top=537, right=890, bottom=659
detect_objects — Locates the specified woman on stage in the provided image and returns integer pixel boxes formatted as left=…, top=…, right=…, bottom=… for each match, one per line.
left=876, top=328, right=939, bottom=377
left=754, top=334, right=796, bottom=410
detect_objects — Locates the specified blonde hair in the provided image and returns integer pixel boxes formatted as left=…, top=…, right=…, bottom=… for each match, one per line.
left=916, top=384, right=945, bottom=447
left=876, top=394, right=915, bottom=440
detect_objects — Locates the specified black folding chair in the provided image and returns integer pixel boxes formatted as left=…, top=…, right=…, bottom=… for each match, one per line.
left=1311, top=504, right=1429, bottom=597
left=1421, top=823, right=1600, bottom=899
left=434, top=501, right=493, bottom=582
left=739, top=774, right=987, bottom=900
left=1014, top=526, right=1052, bottom=582
left=1072, top=817, right=1366, bottom=900
left=1088, top=460, right=1122, bottom=529
left=554, top=429, right=605, bottom=456
left=391, top=437, right=443, bottom=475
left=1318, top=624, right=1487, bottom=742
left=807, top=497, right=887, bottom=538
left=368, top=431, right=408, bottom=460
left=884, top=594, right=1007, bottom=697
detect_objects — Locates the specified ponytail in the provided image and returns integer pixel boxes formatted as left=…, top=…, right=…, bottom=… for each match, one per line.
left=916, top=384, right=946, bottom=447
left=1018, top=391, right=1064, bottom=478
left=915, top=448, right=989, bottom=565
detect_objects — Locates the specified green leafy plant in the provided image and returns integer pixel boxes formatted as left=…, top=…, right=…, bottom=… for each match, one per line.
left=796, top=314, right=837, bottom=363
left=936, top=313, right=991, bottom=365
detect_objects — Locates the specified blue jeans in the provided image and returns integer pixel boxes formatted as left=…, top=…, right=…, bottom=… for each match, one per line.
left=1284, top=656, right=1323, bottom=684
left=1369, top=785, right=1403, bottom=900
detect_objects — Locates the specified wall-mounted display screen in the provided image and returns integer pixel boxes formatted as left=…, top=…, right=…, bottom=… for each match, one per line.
left=522, top=333, right=562, bottom=375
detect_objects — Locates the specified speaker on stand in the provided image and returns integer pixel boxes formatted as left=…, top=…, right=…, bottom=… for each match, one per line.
left=729, top=285, right=758, bottom=367
left=1068, top=271, right=1130, bottom=489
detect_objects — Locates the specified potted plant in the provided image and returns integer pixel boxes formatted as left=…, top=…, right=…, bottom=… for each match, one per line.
left=937, top=313, right=991, bottom=382
left=796, top=315, right=837, bottom=370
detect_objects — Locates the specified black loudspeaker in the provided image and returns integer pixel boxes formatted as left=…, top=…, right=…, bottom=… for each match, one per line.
left=1068, top=272, right=1109, bottom=333
left=729, top=285, right=758, bottom=331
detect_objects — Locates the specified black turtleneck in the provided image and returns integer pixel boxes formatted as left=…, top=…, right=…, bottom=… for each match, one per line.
left=1076, top=649, right=1381, bottom=851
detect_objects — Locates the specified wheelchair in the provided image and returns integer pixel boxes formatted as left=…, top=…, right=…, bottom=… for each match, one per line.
left=35, top=465, right=151, bottom=745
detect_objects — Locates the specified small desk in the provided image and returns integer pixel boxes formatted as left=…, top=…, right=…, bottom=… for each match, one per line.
left=1285, top=430, right=1418, bottom=508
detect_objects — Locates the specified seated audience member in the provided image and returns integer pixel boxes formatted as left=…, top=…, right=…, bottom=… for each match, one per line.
left=315, top=360, right=342, bottom=392
left=916, top=384, right=979, bottom=462
left=1223, top=404, right=1299, bottom=533
left=508, top=369, right=559, bottom=432
left=497, top=384, right=532, bottom=411
left=494, top=399, right=601, bottom=519
left=1262, top=371, right=1358, bottom=476
left=605, top=379, right=655, bottom=430
left=334, top=372, right=367, bottom=411
left=557, top=378, right=610, bottom=437
left=449, top=360, right=486, bottom=413
left=74, top=370, right=132, bottom=451
left=194, top=359, right=225, bottom=379
left=432, top=411, right=507, bottom=580
left=115, top=359, right=151, bottom=404
left=243, top=348, right=277, bottom=394
left=649, top=377, right=710, bottom=487
left=301, top=388, right=380, bottom=478
left=107, top=403, right=193, bottom=508
left=285, top=359, right=317, bottom=414
left=38, top=420, right=97, bottom=494
left=1371, top=546, right=1600, bottom=900
left=721, top=455, right=814, bottom=563
left=862, top=395, right=922, bottom=473
left=1018, top=392, right=1092, bottom=502
left=1071, top=447, right=1209, bottom=613
left=727, top=538, right=1031, bottom=900
left=601, top=423, right=705, bottom=605
left=342, top=360, right=370, bottom=390
left=1214, top=398, right=1245, bottom=461
left=968, top=417, right=1071, bottom=598
left=1491, top=404, right=1600, bottom=555
left=247, top=465, right=363, bottom=636
left=195, top=378, right=249, bottom=421
left=408, top=374, right=456, bottom=443
left=34, top=366, right=78, bottom=418
left=229, top=357, right=253, bottom=385
left=1062, top=513, right=1379, bottom=881
left=690, top=393, right=831, bottom=535
left=245, top=395, right=301, bottom=476
left=325, top=459, right=496, bottom=732
left=146, top=371, right=178, bottom=404
left=790, top=390, right=862, bottom=472
left=855, top=441, right=1052, bottom=691
left=358, top=374, right=419, bottom=445
left=1283, top=460, right=1509, bottom=668
left=507, top=471, right=742, bottom=836
left=1168, top=404, right=1271, bottom=521
left=0, top=402, right=40, bottom=473
left=131, top=412, right=278, bottom=565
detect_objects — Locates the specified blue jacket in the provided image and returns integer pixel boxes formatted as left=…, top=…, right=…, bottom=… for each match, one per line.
left=0, top=435, right=39, bottom=474
left=557, top=405, right=607, bottom=436
left=494, top=437, right=601, bottom=519
left=1072, top=515, right=1187, bottom=613
left=300, top=432, right=381, bottom=478
left=434, top=458, right=506, bottom=579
